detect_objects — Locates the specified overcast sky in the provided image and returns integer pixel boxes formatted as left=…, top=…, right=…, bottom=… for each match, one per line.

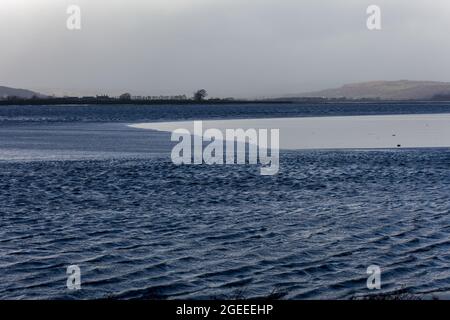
left=1, top=0, right=450, bottom=98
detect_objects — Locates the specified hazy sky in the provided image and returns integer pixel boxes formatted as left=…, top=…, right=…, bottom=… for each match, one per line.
left=1, top=0, right=450, bottom=98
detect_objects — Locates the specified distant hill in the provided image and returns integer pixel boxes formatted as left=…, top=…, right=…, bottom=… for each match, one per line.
left=295, top=80, right=450, bottom=100
left=0, top=86, right=47, bottom=99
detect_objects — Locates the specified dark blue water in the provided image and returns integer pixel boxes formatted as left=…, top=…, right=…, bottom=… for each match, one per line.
left=2, top=101, right=450, bottom=123
left=1, top=103, right=450, bottom=300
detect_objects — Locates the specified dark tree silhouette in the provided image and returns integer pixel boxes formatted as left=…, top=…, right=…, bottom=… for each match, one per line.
left=120, top=93, right=131, bottom=100
left=193, top=89, right=208, bottom=101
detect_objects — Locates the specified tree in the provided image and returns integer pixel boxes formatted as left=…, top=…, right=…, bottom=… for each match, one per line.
left=193, top=89, right=208, bottom=101
left=120, top=93, right=131, bottom=100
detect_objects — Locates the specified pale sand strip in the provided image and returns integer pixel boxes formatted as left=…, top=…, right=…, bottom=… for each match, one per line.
left=129, top=114, right=450, bottom=150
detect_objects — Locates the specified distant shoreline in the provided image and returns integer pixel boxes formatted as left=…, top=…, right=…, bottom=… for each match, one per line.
left=0, top=98, right=292, bottom=106
left=1, top=97, right=450, bottom=106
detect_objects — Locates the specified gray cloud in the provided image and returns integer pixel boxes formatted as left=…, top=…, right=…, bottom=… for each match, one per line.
left=1, top=0, right=449, bottom=98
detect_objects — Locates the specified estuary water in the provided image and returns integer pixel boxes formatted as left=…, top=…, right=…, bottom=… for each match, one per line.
left=1, top=103, right=450, bottom=299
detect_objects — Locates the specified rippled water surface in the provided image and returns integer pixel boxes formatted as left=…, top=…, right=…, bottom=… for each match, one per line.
left=1, top=103, right=450, bottom=300
left=1, top=150, right=450, bottom=299
left=2, top=101, right=450, bottom=123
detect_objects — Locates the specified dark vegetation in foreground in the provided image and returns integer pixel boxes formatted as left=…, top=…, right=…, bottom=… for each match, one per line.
left=351, top=288, right=422, bottom=300
left=101, top=286, right=438, bottom=300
